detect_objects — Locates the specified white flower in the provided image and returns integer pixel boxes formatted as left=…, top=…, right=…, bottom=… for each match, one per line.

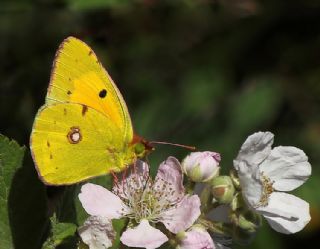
left=233, top=131, right=311, bottom=234
left=78, top=157, right=201, bottom=249
left=182, top=151, right=221, bottom=182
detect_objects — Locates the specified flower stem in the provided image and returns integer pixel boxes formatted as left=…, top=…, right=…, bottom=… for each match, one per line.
left=198, top=218, right=233, bottom=237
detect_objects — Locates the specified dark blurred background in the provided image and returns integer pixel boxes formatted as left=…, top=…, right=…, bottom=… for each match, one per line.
left=1, top=0, right=320, bottom=248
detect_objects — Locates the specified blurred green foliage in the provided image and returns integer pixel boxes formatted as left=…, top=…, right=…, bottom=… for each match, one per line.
left=0, top=135, right=47, bottom=249
left=0, top=135, right=25, bottom=249
left=1, top=0, right=320, bottom=248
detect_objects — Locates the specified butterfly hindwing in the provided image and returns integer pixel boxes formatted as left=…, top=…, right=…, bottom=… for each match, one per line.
left=30, top=103, right=135, bottom=185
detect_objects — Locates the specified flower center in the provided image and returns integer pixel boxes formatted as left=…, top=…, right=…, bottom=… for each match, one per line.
left=255, top=172, right=274, bottom=208
left=114, top=171, right=182, bottom=223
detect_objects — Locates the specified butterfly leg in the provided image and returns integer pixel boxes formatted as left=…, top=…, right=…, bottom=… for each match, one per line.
left=121, top=167, right=128, bottom=195
left=122, top=167, right=127, bottom=182
left=110, top=170, right=119, bottom=188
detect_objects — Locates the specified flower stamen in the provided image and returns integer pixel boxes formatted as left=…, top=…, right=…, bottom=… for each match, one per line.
left=113, top=168, right=183, bottom=224
left=255, top=172, right=274, bottom=208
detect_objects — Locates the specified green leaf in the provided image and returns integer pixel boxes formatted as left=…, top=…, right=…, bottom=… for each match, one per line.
left=0, top=135, right=25, bottom=249
left=0, top=134, right=48, bottom=249
left=42, top=214, right=77, bottom=249
left=52, top=218, right=77, bottom=246
left=110, top=218, right=127, bottom=249
left=52, top=175, right=113, bottom=248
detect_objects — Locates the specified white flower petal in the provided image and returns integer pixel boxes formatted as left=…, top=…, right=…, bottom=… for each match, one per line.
left=236, top=161, right=263, bottom=207
left=79, top=183, right=129, bottom=218
left=154, top=156, right=185, bottom=201
left=161, top=195, right=201, bottom=234
left=120, top=219, right=168, bottom=249
left=256, top=192, right=311, bottom=234
left=259, top=146, right=311, bottom=191
left=178, top=227, right=215, bottom=249
left=78, top=216, right=115, bottom=249
left=234, top=132, right=274, bottom=170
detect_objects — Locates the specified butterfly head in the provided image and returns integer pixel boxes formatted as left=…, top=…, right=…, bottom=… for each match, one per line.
left=131, top=135, right=154, bottom=159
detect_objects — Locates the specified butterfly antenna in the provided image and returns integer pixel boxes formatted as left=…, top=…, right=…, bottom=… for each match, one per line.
left=149, top=141, right=196, bottom=151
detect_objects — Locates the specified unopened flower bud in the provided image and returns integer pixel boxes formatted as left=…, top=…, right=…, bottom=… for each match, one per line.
left=210, top=176, right=235, bottom=204
left=182, top=151, right=220, bottom=182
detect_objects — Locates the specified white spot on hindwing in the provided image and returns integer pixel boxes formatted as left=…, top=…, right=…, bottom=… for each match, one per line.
left=71, top=132, right=80, bottom=142
left=67, top=126, right=82, bottom=144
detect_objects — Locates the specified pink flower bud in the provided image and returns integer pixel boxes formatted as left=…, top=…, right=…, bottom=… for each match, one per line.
left=182, top=151, right=221, bottom=182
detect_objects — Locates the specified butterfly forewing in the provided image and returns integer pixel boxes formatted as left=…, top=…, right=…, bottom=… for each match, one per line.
left=46, top=37, right=133, bottom=146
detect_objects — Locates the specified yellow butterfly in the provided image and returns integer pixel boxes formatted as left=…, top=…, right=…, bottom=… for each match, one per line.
left=30, top=37, right=152, bottom=185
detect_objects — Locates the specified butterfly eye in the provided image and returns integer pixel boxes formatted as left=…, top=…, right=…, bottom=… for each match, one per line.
left=99, top=89, right=107, bottom=98
left=134, top=142, right=146, bottom=156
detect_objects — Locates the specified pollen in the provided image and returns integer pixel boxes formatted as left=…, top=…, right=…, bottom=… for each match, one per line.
left=255, top=172, right=274, bottom=208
